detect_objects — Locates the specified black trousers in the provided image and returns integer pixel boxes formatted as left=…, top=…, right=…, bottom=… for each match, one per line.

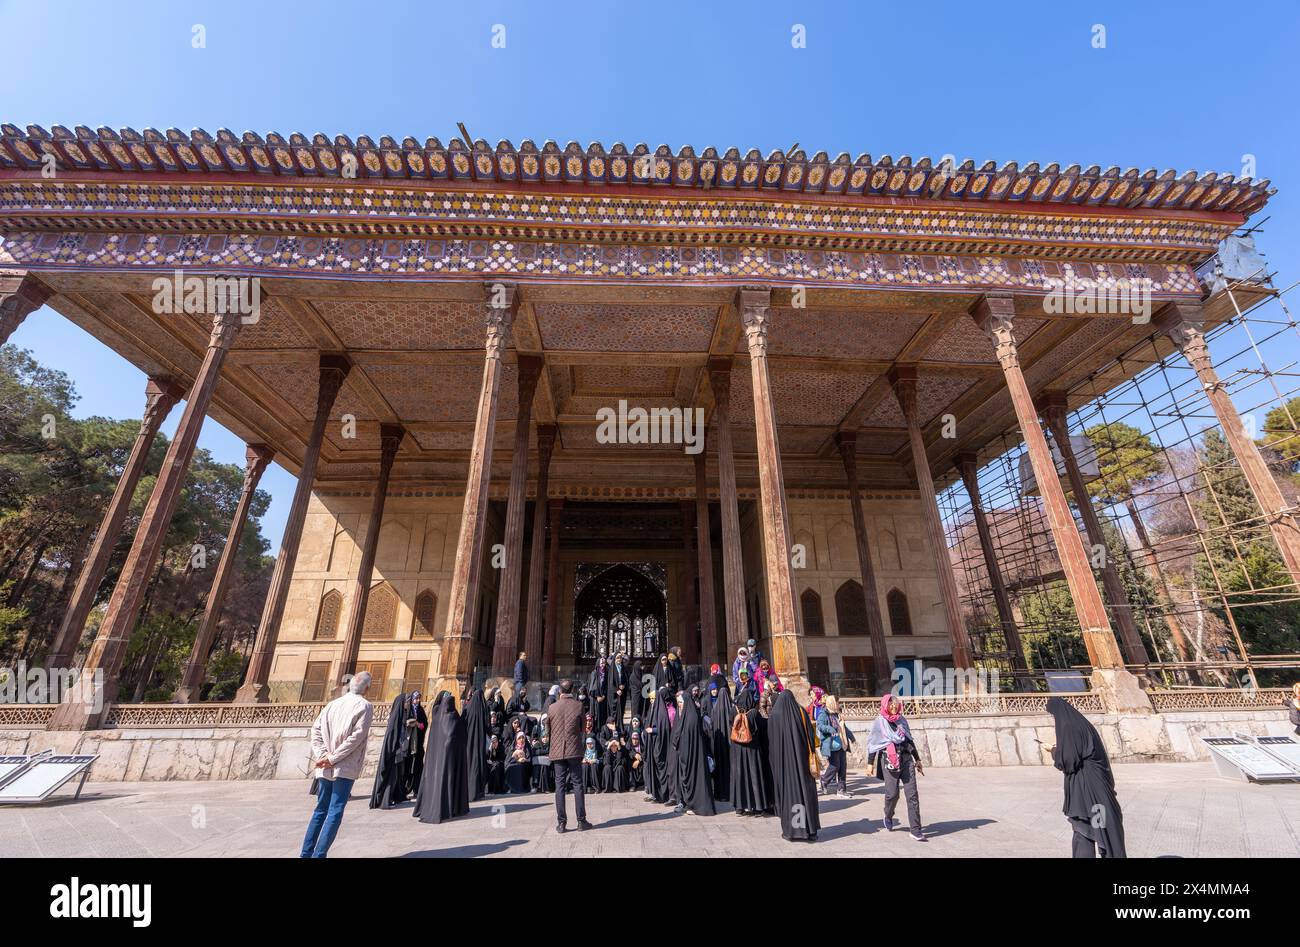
left=820, top=749, right=847, bottom=793
left=882, top=756, right=922, bottom=834
left=552, top=758, right=587, bottom=826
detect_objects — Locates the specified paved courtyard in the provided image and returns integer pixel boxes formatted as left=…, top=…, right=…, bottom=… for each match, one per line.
left=2, top=762, right=1297, bottom=858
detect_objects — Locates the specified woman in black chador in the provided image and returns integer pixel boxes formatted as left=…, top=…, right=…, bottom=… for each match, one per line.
left=767, top=690, right=819, bottom=841
left=1047, top=697, right=1127, bottom=858
left=485, top=734, right=506, bottom=795
left=729, top=688, right=769, bottom=816
left=462, top=688, right=490, bottom=802
left=702, top=675, right=733, bottom=802
left=504, top=733, right=533, bottom=793
left=369, top=693, right=412, bottom=809
left=629, top=660, right=647, bottom=723
left=403, top=692, right=428, bottom=796
left=642, top=687, right=674, bottom=804
left=603, top=735, right=630, bottom=793
left=672, top=691, right=716, bottom=816
left=413, top=692, right=470, bottom=824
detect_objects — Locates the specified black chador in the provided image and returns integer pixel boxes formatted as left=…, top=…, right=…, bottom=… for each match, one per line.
left=413, top=692, right=470, bottom=824
left=602, top=737, right=630, bottom=792
left=1048, top=697, right=1127, bottom=858
left=728, top=688, right=769, bottom=815
left=629, top=660, right=647, bottom=722
left=485, top=735, right=506, bottom=795
left=504, top=734, right=533, bottom=794
left=767, top=690, right=820, bottom=841
left=702, top=675, right=734, bottom=802
left=672, top=692, right=716, bottom=815
left=369, top=693, right=412, bottom=809
left=404, top=693, right=428, bottom=796
left=607, top=657, right=630, bottom=726
left=531, top=726, right=554, bottom=793
left=463, top=688, right=490, bottom=801
left=642, top=687, right=674, bottom=803
left=587, top=662, right=609, bottom=728
left=627, top=733, right=646, bottom=790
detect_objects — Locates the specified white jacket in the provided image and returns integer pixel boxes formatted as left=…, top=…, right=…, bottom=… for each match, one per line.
left=310, top=692, right=374, bottom=782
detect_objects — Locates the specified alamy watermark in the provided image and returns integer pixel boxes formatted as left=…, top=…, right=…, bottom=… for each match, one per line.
left=0, top=661, right=104, bottom=711
left=891, top=661, right=1001, bottom=697
left=595, top=399, right=705, bottom=455
left=1042, top=274, right=1152, bottom=324
left=151, top=270, right=261, bottom=324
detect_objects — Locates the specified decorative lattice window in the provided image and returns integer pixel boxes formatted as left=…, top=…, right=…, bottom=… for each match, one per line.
left=887, top=588, right=913, bottom=636
left=412, top=589, right=437, bottom=638
left=801, top=588, right=825, bottom=637
left=361, top=583, right=398, bottom=639
left=314, top=590, right=343, bottom=640
left=834, top=579, right=869, bottom=637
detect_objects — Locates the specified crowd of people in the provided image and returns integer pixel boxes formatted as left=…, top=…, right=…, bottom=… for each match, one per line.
left=300, top=642, right=1130, bottom=858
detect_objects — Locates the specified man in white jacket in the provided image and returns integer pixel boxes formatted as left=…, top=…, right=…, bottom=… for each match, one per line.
left=300, top=671, right=375, bottom=858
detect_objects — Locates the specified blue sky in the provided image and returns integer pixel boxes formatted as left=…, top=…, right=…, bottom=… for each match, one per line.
left=3, top=0, right=1298, bottom=550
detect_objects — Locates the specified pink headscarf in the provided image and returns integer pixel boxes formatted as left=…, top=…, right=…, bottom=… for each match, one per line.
left=878, top=694, right=905, bottom=769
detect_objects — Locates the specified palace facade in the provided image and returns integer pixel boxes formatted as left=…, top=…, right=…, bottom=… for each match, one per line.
left=0, top=123, right=1282, bottom=726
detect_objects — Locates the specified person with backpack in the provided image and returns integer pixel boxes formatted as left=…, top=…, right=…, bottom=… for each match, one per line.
left=817, top=695, right=851, bottom=797
left=728, top=686, right=769, bottom=815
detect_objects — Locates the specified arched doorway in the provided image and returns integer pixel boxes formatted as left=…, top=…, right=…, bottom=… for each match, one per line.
left=572, top=563, right=667, bottom=662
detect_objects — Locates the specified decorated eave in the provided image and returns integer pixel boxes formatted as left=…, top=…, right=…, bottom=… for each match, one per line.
left=0, top=124, right=1275, bottom=216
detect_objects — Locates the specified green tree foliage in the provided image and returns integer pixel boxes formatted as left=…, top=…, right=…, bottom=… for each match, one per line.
left=1195, top=428, right=1300, bottom=675
left=1261, top=395, right=1300, bottom=475
left=0, top=346, right=275, bottom=698
left=1083, top=421, right=1164, bottom=504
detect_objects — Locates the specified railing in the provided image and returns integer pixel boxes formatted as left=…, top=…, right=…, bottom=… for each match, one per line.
left=1147, top=688, right=1291, bottom=713
left=838, top=692, right=1105, bottom=719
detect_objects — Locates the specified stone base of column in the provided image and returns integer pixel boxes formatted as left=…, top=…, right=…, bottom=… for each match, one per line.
left=233, top=681, right=270, bottom=704
left=1090, top=667, right=1153, bottom=715
left=173, top=685, right=200, bottom=704
left=45, top=697, right=109, bottom=732
left=780, top=674, right=812, bottom=707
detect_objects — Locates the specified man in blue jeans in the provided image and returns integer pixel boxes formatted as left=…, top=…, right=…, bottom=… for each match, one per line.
left=301, top=671, right=375, bottom=858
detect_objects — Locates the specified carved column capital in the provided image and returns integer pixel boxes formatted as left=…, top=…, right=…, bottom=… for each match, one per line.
left=0, top=274, right=54, bottom=344
left=207, top=310, right=243, bottom=350
left=971, top=294, right=1020, bottom=371
left=834, top=430, right=859, bottom=480
left=315, top=354, right=352, bottom=417
left=141, top=377, right=185, bottom=435
left=243, top=443, right=275, bottom=489
left=955, top=451, right=981, bottom=498
left=378, top=423, right=406, bottom=464
left=484, top=282, right=518, bottom=359
left=738, top=287, right=773, bottom=358
left=536, top=423, right=558, bottom=468
left=707, top=356, right=733, bottom=413
left=516, top=353, right=543, bottom=400
left=1154, top=302, right=1212, bottom=375
left=888, top=366, right=919, bottom=424
left=1035, top=390, right=1071, bottom=440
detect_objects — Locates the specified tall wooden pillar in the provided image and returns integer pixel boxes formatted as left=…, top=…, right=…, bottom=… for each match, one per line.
left=738, top=288, right=805, bottom=690
left=1157, top=301, right=1300, bottom=586
left=334, top=424, right=405, bottom=693
left=0, top=273, right=52, bottom=346
left=235, top=354, right=351, bottom=703
left=49, top=311, right=241, bottom=730
left=971, top=295, right=1127, bottom=676
left=834, top=431, right=893, bottom=694
left=693, top=452, right=719, bottom=665
left=175, top=443, right=274, bottom=701
left=438, top=285, right=516, bottom=692
left=492, top=354, right=542, bottom=675
left=956, top=451, right=1031, bottom=685
left=891, top=366, right=974, bottom=673
left=49, top=377, right=184, bottom=668
left=542, top=498, right=564, bottom=668
left=707, top=356, right=747, bottom=658
left=679, top=500, right=700, bottom=664
left=1039, top=392, right=1150, bottom=665
left=523, top=425, right=557, bottom=669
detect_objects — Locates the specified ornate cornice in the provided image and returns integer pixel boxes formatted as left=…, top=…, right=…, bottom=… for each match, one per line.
left=0, top=123, right=1273, bottom=217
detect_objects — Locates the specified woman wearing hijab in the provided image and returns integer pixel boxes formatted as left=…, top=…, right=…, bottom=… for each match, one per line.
left=506, top=689, right=532, bottom=735
left=581, top=736, right=603, bottom=792
left=729, top=688, right=769, bottom=815
left=608, top=653, right=630, bottom=728
left=817, top=695, right=851, bottom=798
left=653, top=653, right=673, bottom=693
left=540, top=684, right=561, bottom=718
left=531, top=714, right=554, bottom=793
left=404, top=691, right=428, bottom=796
left=587, top=659, right=609, bottom=728
left=369, top=693, right=412, bottom=809
left=598, top=715, right=625, bottom=751
left=413, top=692, right=470, bottom=824
left=627, top=731, right=646, bottom=790
left=672, top=690, right=716, bottom=816
left=603, top=734, right=630, bottom=793
left=755, top=659, right=783, bottom=695
left=702, top=675, right=734, bottom=802
left=642, top=687, right=674, bottom=804
left=485, top=733, right=506, bottom=795
left=486, top=687, right=506, bottom=723
left=767, top=690, right=820, bottom=841
left=1046, top=697, right=1127, bottom=858
left=630, top=660, right=647, bottom=722
left=504, top=732, right=534, bottom=794
left=462, top=687, right=490, bottom=802
left=806, top=685, right=826, bottom=724
left=868, top=694, right=925, bottom=841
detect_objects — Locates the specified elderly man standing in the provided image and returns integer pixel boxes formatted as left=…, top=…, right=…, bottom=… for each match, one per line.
left=547, top=678, right=593, bottom=834
left=301, top=671, right=375, bottom=858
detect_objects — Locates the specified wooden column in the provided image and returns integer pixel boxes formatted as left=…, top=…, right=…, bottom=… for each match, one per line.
left=956, top=451, right=1031, bottom=685
left=492, top=354, right=542, bottom=675
left=235, top=354, right=351, bottom=703
left=175, top=443, right=274, bottom=701
left=48, top=377, right=183, bottom=668
left=693, top=452, right=719, bottom=665
left=334, top=424, right=405, bottom=693
left=707, top=356, right=747, bottom=658
left=891, top=366, right=974, bottom=673
left=0, top=273, right=52, bottom=346
left=1157, top=301, right=1300, bottom=586
left=542, top=498, right=564, bottom=668
left=49, top=311, right=241, bottom=730
left=1039, top=392, right=1150, bottom=665
left=834, top=431, right=893, bottom=694
left=679, top=500, right=700, bottom=664
left=738, top=288, right=806, bottom=690
left=1125, top=496, right=1192, bottom=664
left=972, top=295, right=1125, bottom=671
left=523, top=425, right=557, bottom=669
left=438, top=285, right=516, bottom=691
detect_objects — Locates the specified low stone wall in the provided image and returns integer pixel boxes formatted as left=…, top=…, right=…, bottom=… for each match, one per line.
left=846, top=708, right=1294, bottom=767
left=1, top=706, right=1292, bottom=782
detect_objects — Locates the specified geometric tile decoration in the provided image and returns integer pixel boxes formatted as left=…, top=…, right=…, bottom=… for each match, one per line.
left=729, top=365, right=873, bottom=427
left=361, top=362, right=520, bottom=422
left=315, top=299, right=484, bottom=350
left=536, top=303, right=716, bottom=352
left=767, top=308, right=927, bottom=359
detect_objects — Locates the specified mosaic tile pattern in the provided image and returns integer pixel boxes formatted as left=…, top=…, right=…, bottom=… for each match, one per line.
left=729, top=365, right=873, bottom=427
left=361, top=362, right=519, bottom=422
left=315, top=298, right=484, bottom=350
left=536, top=303, right=716, bottom=352
left=767, top=308, right=926, bottom=359
left=247, top=364, right=376, bottom=423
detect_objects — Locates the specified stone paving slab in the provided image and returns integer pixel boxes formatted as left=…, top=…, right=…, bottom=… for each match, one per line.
left=1, top=762, right=1297, bottom=858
